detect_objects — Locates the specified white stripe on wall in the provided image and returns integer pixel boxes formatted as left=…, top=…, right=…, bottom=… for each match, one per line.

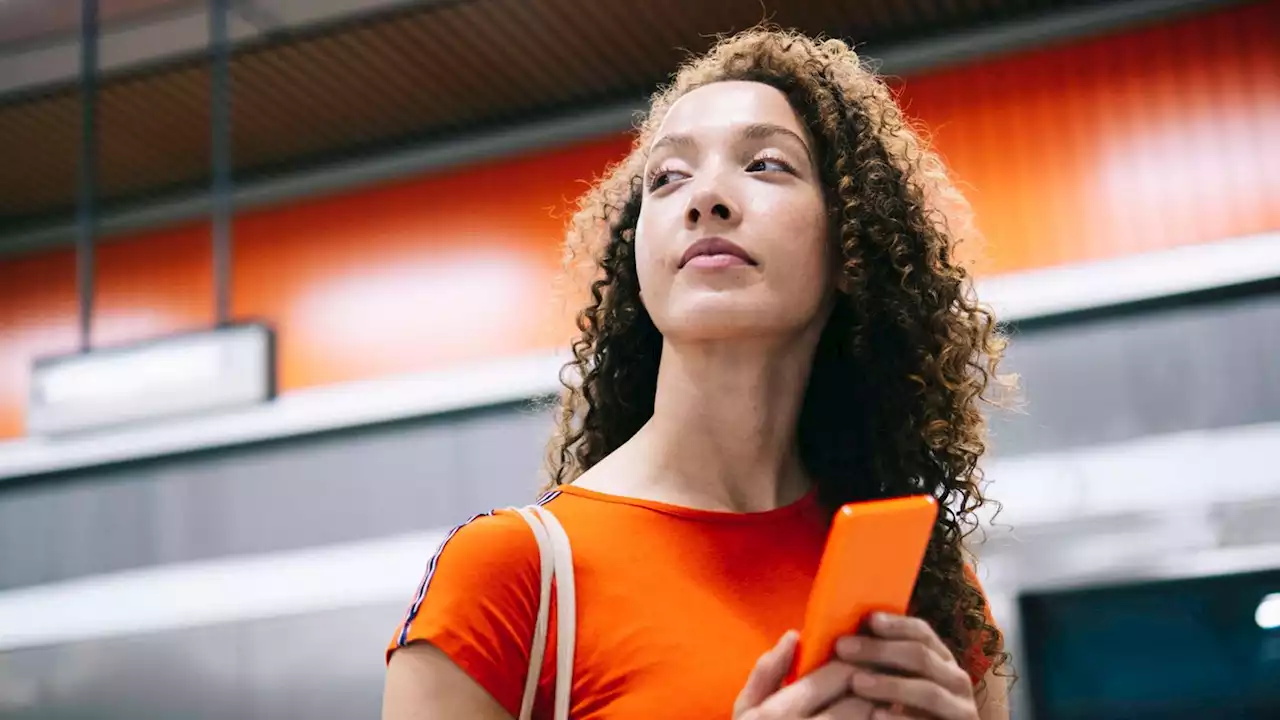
left=0, top=529, right=445, bottom=653
left=1, top=421, right=1277, bottom=652
left=0, top=231, right=1276, bottom=480
left=980, top=230, right=1280, bottom=322
left=0, top=350, right=570, bottom=480
left=979, top=420, right=1280, bottom=529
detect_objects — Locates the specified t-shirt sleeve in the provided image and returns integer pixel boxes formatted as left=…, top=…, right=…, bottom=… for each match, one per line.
left=386, top=510, right=540, bottom=716
left=961, top=563, right=1001, bottom=684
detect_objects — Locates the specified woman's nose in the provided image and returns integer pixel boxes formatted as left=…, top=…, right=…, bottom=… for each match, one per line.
left=687, top=202, right=731, bottom=224
left=685, top=187, right=740, bottom=228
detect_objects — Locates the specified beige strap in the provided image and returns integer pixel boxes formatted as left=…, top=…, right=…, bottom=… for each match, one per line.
left=513, top=507, right=554, bottom=720
left=535, top=505, right=576, bottom=719
left=512, top=505, right=575, bottom=720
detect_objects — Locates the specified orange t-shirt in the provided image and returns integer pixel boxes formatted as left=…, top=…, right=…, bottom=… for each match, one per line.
left=387, top=485, right=994, bottom=719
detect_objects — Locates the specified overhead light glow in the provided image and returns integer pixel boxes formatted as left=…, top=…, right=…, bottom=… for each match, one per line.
left=1257, top=593, right=1280, bottom=630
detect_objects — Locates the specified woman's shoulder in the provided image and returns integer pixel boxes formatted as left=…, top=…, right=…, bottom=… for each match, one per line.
left=410, top=498, right=572, bottom=588
left=439, top=508, right=540, bottom=561
left=414, top=488, right=608, bottom=574
left=387, top=500, right=563, bottom=717
left=388, top=499, right=563, bottom=660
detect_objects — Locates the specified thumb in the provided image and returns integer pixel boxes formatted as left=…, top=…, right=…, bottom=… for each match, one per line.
left=734, top=630, right=799, bottom=717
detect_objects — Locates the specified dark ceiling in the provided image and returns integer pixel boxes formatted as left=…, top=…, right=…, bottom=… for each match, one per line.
left=0, top=0, right=1175, bottom=234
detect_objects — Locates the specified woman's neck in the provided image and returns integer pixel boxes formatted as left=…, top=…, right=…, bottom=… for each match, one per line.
left=588, top=334, right=820, bottom=513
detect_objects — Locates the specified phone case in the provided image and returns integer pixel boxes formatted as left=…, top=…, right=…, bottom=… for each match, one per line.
left=790, top=494, right=938, bottom=680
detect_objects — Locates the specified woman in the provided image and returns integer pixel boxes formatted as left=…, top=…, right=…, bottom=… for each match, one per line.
left=384, top=26, right=1011, bottom=720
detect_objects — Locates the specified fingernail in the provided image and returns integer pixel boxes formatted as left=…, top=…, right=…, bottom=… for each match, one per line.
left=837, top=636, right=860, bottom=655
left=775, top=630, right=797, bottom=651
left=854, top=672, right=877, bottom=689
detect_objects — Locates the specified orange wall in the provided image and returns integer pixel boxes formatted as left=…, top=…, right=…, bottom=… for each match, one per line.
left=908, top=0, right=1279, bottom=272
left=0, top=1, right=1277, bottom=440
left=0, top=136, right=630, bottom=439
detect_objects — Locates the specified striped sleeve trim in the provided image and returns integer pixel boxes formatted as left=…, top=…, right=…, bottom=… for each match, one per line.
left=396, top=511, right=491, bottom=647
left=395, top=492, right=560, bottom=648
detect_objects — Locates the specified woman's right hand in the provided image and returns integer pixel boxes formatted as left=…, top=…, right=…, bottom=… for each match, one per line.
left=733, top=631, right=878, bottom=720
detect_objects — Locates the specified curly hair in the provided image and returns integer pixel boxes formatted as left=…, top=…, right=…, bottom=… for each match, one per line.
left=544, top=27, right=1012, bottom=685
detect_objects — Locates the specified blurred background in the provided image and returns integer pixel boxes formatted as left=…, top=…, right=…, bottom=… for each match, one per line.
left=0, top=0, right=1277, bottom=717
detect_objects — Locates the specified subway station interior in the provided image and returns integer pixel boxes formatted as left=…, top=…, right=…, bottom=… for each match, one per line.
left=0, top=0, right=1278, bottom=717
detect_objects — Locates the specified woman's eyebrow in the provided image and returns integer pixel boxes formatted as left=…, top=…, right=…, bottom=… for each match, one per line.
left=649, top=133, right=697, bottom=155
left=739, top=122, right=812, bottom=156
left=649, top=123, right=811, bottom=156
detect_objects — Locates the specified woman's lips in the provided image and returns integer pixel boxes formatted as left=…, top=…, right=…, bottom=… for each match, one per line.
left=679, top=236, right=757, bottom=268
left=684, top=253, right=751, bottom=269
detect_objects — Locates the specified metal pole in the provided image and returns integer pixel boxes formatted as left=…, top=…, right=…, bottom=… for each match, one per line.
left=210, top=0, right=232, bottom=326
left=76, top=0, right=99, bottom=353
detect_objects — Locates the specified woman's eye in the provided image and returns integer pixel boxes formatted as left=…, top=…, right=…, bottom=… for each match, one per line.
left=648, top=169, right=686, bottom=191
left=747, top=157, right=794, bottom=173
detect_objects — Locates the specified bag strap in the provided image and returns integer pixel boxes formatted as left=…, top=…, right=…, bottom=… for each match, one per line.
left=511, top=505, right=576, bottom=720
left=512, top=506, right=554, bottom=720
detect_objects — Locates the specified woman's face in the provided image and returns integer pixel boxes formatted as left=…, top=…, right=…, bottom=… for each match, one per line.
left=635, top=80, right=833, bottom=343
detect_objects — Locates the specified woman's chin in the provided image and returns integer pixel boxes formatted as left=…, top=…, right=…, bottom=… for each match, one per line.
left=658, top=301, right=802, bottom=343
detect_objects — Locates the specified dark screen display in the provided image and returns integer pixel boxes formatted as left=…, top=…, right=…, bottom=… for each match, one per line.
left=1019, top=569, right=1280, bottom=720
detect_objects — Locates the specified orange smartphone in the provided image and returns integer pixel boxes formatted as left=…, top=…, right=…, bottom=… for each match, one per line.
left=789, top=494, right=938, bottom=681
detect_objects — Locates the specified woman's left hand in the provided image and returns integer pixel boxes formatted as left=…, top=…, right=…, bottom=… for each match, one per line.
left=834, top=613, right=977, bottom=720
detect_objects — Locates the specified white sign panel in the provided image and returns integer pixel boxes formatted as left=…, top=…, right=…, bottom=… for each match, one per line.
left=27, top=324, right=275, bottom=436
